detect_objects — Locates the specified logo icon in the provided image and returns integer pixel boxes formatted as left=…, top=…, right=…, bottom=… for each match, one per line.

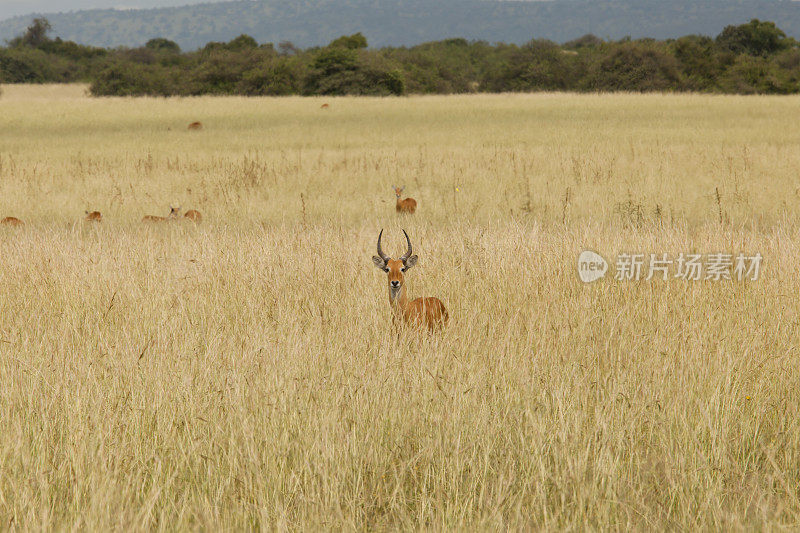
left=578, top=250, right=608, bottom=283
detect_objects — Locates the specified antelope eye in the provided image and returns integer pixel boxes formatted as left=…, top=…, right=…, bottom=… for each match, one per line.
left=383, top=268, right=389, bottom=273
left=400, top=267, right=406, bottom=272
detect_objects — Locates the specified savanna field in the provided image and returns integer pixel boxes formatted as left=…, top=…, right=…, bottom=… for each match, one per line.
left=1, top=84, right=800, bottom=529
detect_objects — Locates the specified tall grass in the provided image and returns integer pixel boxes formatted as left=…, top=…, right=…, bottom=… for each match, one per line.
left=0, top=85, right=799, bottom=529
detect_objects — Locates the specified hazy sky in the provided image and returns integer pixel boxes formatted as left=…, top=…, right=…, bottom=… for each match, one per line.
left=0, top=0, right=213, bottom=20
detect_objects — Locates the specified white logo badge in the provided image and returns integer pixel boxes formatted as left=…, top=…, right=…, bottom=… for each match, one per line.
left=578, top=250, right=608, bottom=283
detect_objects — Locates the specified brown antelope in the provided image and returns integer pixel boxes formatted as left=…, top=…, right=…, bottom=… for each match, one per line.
left=320, top=103, right=330, bottom=109
left=84, top=210, right=102, bottom=222
left=187, top=121, right=203, bottom=130
left=0, top=217, right=23, bottom=227
left=184, top=209, right=202, bottom=223
left=372, top=229, right=448, bottom=331
left=142, top=206, right=181, bottom=223
left=394, top=186, right=417, bottom=214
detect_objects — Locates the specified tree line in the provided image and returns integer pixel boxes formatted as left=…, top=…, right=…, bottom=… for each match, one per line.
left=1, top=17, right=799, bottom=96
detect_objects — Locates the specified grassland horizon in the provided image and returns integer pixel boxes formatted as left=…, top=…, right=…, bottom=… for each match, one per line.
left=0, top=84, right=799, bottom=529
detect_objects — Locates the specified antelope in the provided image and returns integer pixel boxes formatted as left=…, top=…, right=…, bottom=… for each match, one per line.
left=394, top=186, right=417, bottom=214
left=184, top=209, right=202, bottom=223
left=0, top=217, right=23, bottom=227
left=84, top=210, right=102, bottom=222
left=187, top=121, right=203, bottom=130
left=372, top=229, right=448, bottom=331
left=142, top=206, right=181, bottom=223
left=320, top=103, right=330, bottom=109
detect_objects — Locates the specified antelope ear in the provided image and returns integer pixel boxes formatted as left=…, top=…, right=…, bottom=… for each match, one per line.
left=404, top=255, right=418, bottom=269
left=372, top=256, right=387, bottom=270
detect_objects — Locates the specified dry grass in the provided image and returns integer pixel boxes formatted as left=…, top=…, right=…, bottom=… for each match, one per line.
left=0, top=85, right=799, bottom=530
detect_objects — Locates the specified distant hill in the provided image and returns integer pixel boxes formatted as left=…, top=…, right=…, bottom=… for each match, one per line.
left=2, top=0, right=800, bottom=50
left=0, top=0, right=211, bottom=21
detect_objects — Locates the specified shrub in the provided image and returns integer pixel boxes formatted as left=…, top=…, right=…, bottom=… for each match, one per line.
left=584, top=41, right=684, bottom=92
left=716, top=19, right=792, bottom=57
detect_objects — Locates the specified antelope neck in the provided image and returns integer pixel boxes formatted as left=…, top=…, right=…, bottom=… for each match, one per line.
left=389, top=284, right=408, bottom=311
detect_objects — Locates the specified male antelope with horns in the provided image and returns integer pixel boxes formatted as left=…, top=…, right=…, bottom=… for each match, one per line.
left=372, top=229, right=448, bottom=331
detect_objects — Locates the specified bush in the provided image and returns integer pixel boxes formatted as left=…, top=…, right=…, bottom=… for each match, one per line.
left=89, top=61, right=177, bottom=96
left=238, top=58, right=306, bottom=95
left=584, top=41, right=684, bottom=92
left=717, top=55, right=797, bottom=94
left=564, top=34, right=603, bottom=50
left=482, top=39, right=581, bottom=92
left=716, top=19, right=791, bottom=57
left=670, top=35, right=723, bottom=91
left=146, top=38, right=181, bottom=54
left=0, top=47, right=74, bottom=83
left=329, top=33, right=368, bottom=50
left=5, top=17, right=800, bottom=96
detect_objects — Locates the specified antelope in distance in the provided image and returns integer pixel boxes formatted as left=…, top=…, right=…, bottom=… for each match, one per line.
left=0, top=217, right=23, bottom=227
left=184, top=209, right=202, bottom=223
left=84, top=210, right=102, bottom=222
left=372, top=229, right=448, bottom=331
left=187, top=121, right=203, bottom=130
left=320, top=103, right=330, bottom=109
left=394, top=186, right=417, bottom=214
left=142, top=206, right=181, bottom=223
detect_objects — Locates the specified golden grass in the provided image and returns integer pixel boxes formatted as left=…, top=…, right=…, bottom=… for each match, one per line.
left=0, top=85, right=799, bottom=529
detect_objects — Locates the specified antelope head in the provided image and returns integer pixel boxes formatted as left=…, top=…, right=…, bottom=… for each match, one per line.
left=372, top=229, right=418, bottom=301
left=394, top=186, right=404, bottom=199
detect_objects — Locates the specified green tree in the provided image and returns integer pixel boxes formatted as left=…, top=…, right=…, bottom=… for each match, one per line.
left=238, top=58, right=305, bottom=95
left=482, top=39, right=580, bottom=92
left=146, top=38, right=181, bottom=54
left=202, top=34, right=259, bottom=53
left=670, top=35, right=724, bottom=90
left=584, top=41, right=684, bottom=92
left=225, top=34, right=259, bottom=51
left=717, top=54, right=798, bottom=94
left=8, top=14, right=800, bottom=98
left=716, top=19, right=791, bottom=57
left=329, top=33, right=368, bottom=50
left=564, top=34, right=603, bottom=50
left=192, top=48, right=263, bottom=94
left=0, top=50, right=47, bottom=82
left=305, top=47, right=403, bottom=95
left=89, top=61, right=175, bottom=96
left=9, top=17, right=52, bottom=48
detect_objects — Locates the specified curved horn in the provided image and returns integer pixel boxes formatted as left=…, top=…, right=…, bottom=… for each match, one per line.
left=399, top=229, right=413, bottom=263
left=376, top=229, right=390, bottom=262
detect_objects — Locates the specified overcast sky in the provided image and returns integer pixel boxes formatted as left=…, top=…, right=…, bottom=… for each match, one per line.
left=0, top=0, right=213, bottom=20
